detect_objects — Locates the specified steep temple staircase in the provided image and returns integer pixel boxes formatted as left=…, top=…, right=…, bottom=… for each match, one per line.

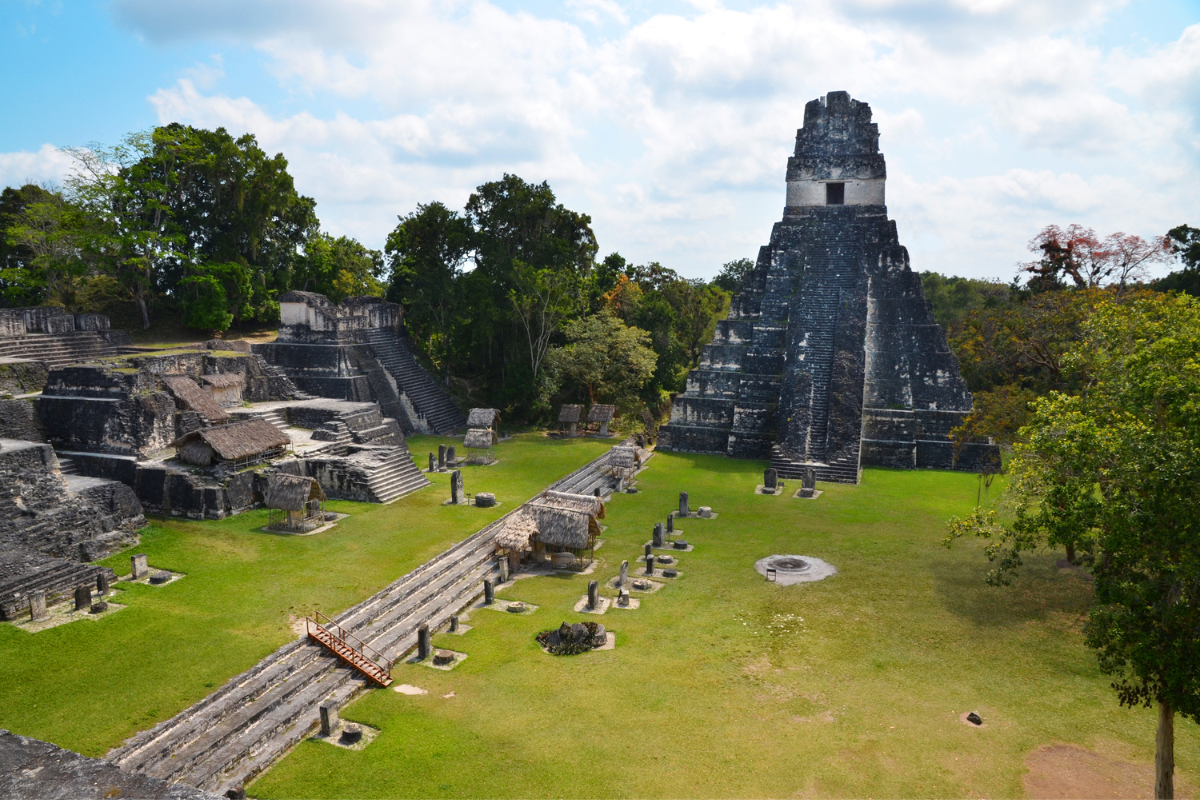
left=359, top=329, right=466, bottom=435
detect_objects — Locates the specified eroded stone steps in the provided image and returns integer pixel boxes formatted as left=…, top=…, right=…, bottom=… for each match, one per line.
left=360, top=330, right=464, bottom=435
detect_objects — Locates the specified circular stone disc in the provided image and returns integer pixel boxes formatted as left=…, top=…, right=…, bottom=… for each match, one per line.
left=753, top=555, right=837, bottom=585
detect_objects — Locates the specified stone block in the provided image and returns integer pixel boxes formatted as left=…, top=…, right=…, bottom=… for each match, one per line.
left=131, top=554, right=148, bottom=579
left=319, top=702, right=338, bottom=737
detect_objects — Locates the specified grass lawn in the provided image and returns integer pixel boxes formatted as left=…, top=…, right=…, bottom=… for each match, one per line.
left=0, top=433, right=614, bottom=757
left=249, top=451, right=1199, bottom=799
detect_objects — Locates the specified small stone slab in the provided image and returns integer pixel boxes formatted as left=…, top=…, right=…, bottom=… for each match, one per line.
left=608, top=596, right=640, bottom=610
left=477, top=598, right=537, bottom=614
left=417, top=649, right=468, bottom=671
left=645, top=540, right=693, bottom=552
left=127, top=567, right=185, bottom=587
left=148, top=571, right=171, bottom=585
left=573, top=595, right=611, bottom=614
left=312, top=720, right=381, bottom=750
left=792, top=488, right=824, bottom=500
left=628, top=579, right=664, bottom=594
left=754, top=485, right=784, bottom=496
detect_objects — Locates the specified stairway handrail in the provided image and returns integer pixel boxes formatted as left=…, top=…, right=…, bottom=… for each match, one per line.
left=308, top=611, right=393, bottom=677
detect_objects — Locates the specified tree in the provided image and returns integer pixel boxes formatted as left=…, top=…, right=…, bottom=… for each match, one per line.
left=946, top=293, right=1200, bottom=798
left=296, top=232, right=383, bottom=305
left=712, top=257, right=754, bottom=293
left=1167, top=225, right=1200, bottom=272
left=1020, top=224, right=1171, bottom=292
left=545, top=311, right=657, bottom=409
left=385, top=202, right=471, bottom=381
left=2, top=185, right=88, bottom=308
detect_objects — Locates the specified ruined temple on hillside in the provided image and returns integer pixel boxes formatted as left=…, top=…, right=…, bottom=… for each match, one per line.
left=254, top=292, right=466, bottom=436
left=659, top=91, right=999, bottom=482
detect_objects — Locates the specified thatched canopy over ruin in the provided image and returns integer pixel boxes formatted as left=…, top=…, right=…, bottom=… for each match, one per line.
left=200, top=373, right=244, bottom=389
left=161, top=375, right=230, bottom=422
left=464, top=428, right=498, bottom=449
left=466, top=408, right=500, bottom=428
left=530, top=489, right=605, bottom=519
left=171, top=417, right=290, bottom=464
left=587, top=404, right=616, bottom=423
left=495, top=509, right=539, bottom=551
left=558, top=404, right=582, bottom=423
left=526, top=505, right=599, bottom=549
left=265, top=474, right=325, bottom=511
left=608, top=446, right=637, bottom=470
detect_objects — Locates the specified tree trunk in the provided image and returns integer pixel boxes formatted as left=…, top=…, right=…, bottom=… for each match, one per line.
left=1066, top=543, right=1076, bottom=563
left=137, top=292, right=150, bottom=330
left=1157, top=700, right=1174, bottom=799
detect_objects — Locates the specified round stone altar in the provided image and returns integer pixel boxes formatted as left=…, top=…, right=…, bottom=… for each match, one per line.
left=754, top=554, right=836, bottom=585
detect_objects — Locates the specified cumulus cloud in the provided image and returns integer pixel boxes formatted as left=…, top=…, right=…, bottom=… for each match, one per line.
left=60, top=2, right=1200, bottom=277
left=0, top=144, right=74, bottom=192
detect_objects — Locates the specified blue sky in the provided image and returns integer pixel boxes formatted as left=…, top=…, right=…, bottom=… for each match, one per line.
left=2, top=0, right=1198, bottom=281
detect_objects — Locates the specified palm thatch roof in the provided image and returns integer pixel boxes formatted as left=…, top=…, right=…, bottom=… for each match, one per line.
left=466, top=408, right=500, bottom=428
left=526, top=505, right=599, bottom=549
left=170, top=417, right=290, bottom=462
left=464, top=428, right=497, bottom=449
left=200, top=373, right=244, bottom=388
left=495, top=508, right=539, bottom=551
left=161, top=375, right=230, bottom=422
left=587, top=404, right=616, bottom=423
left=558, top=404, right=582, bottom=423
left=265, top=474, right=326, bottom=511
left=530, top=489, right=605, bottom=519
left=608, top=446, right=637, bottom=470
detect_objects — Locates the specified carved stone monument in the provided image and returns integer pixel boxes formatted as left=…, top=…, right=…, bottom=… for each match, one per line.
left=658, top=91, right=1000, bottom=482
left=653, top=523, right=664, bottom=548
left=438, top=445, right=446, bottom=470
left=644, top=543, right=652, bottom=558
left=619, top=560, right=629, bottom=587
left=74, top=585, right=90, bottom=611
left=617, top=589, right=630, bottom=607
left=483, top=578, right=494, bottom=605
left=131, top=553, right=148, bottom=580
left=417, top=624, right=431, bottom=661
left=319, top=702, right=338, bottom=736
left=800, top=468, right=816, bottom=498
left=679, top=492, right=689, bottom=517
left=29, top=591, right=47, bottom=622
left=666, top=512, right=674, bottom=534
left=428, top=453, right=435, bottom=473
left=764, top=468, right=778, bottom=492
left=645, top=555, right=654, bottom=576
left=449, top=614, right=459, bottom=633
left=587, top=580, right=599, bottom=610
left=450, top=470, right=463, bottom=504
left=498, top=557, right=509, bottom=583
left=447, top=445, right=457, bottom=466
left=97, top=572, right=110, bottom=595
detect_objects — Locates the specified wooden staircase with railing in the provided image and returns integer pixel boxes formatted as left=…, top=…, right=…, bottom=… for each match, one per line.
left=305, top=611, right=393, bottom=688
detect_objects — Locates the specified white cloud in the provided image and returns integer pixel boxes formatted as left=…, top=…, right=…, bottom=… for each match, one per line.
left=0, top=144, right=73, bottom=191
left=62, top=2, right=1200, bottom=278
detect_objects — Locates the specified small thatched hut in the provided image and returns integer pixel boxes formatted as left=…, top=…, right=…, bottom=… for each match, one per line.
left=557, top=404, right=582, bottom=436
left=495, top=490, right=604, bottom=570
left=587, top=404, right=617, bottom=437
left=200, top=373, right=244, bottom=407
left=171, top=417, right=291, bottom=467
left=466, top=408, right=500, bottom=429
left=463, top=427, right=498, bottom=465
left=266, top=474, right=327, bottom=532
left=161, top=375, right=230, bottom=423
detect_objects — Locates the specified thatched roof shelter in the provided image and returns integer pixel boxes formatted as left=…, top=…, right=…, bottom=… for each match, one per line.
left=200, top=373, right=244, bottom=389
left=558, top=404, right=582, bottom=423
left=466, top=408, right=500, bottom=428
left=464, top=428, right=498, bottom=449
left=161, top=375, right=230, bottom=422
left=525, top=505, right=599, bottom=549
left=530, top=489, right=605, bottom=519
left=170, top=417, right=290, bottom=465
left=587, top=404, right=616, bottom=423
left=495, top=509, right=539, bottom=551
left=265, top=474, right=325, bottom=511
left=608, top=446, right=637, bottom=470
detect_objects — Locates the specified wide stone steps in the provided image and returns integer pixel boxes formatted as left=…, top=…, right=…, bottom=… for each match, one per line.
left=0, top=560, right=110, bottom=619
left=366, top=449, right=430, bottom=503
left=109, top=443, right=632, bottom=794
left=361, top=330, right=465, bottom=435
left=0, top=333, right=116, bottom=368
left=306, top=624, right=392, bottom=686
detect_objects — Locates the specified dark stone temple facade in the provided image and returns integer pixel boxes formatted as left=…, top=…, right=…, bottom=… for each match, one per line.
left=659, top=91, right=999, bottom=482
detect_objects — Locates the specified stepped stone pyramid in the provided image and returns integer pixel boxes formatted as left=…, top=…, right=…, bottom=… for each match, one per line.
left=659, top=91, right=999, bottom=483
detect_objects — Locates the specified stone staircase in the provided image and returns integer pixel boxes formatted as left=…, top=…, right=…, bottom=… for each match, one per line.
left=55, top=456, right=79, bottom=476
left=0, top=556, right=113, bottom=620
left=366, top=448, right=430, bottom=504
left=107, top=443, right=641, bottom=794
left=359, top=329, right=465, bottom=435
left=0, top=332, right=118, bottom=369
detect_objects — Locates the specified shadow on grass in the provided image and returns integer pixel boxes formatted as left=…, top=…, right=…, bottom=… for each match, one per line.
left=932, top=547, right=1095, bottom=628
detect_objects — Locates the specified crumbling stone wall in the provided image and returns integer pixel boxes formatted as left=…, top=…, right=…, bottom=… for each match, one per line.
left=0, top=361, right=47, bottom=395
left=0, top=399, right=44, bottom=442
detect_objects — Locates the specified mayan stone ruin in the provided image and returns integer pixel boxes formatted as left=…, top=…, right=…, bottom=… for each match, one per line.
left=254, top=292, right=465, bottom=436
left=659, top=91, right=1000, bottom=482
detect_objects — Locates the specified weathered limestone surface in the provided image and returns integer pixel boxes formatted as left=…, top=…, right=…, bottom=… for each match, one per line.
left=0, top=398, right=44, bottom=441
left=255, top=292, right=465, bottom=435
left=0, top=728, right=220, bottom=799
left=660, top=91, right=999, bottom=482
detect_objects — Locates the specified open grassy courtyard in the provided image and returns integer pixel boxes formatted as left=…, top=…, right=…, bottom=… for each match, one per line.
left=248, top=450, right=1199, bottom=799
left=0, top=433, right=614, bottom=758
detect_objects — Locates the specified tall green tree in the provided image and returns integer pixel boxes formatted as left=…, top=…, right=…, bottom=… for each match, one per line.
left=712, top=257, right=754, bottom=293
left=296, top=232, right=384, bottom=304
left=385, top=202, right=471, bottom=382
left=946, top=293, right=1200, bottom=798
left=1, top=184, right=86, bottom=308
left=544, top=311, right=657, bottom=410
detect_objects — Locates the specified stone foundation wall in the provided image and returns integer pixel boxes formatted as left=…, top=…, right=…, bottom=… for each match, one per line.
left=0, top=399, right=44, bottom=442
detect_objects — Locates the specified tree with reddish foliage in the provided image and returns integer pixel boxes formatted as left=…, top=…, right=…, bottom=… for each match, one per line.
left=1020, top=224, right=1172, bottom=291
